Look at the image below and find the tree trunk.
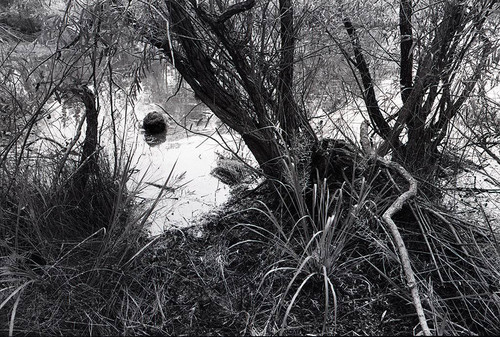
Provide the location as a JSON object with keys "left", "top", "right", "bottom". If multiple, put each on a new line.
{"left": 72, "top": 86, "right": 99, "bottom": 189}
{"left": 399, "top": 0, "right": 413, "bottom": 104}
{"left": 277, "top": 0, "right": 298, "bottom": 141}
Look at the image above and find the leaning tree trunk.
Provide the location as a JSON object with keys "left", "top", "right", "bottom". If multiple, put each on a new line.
{"left": 72, "top": 86, "right": 99, "bottom": 189}
{"left": 123, "top": 0, "right": 316, "bottom": 180}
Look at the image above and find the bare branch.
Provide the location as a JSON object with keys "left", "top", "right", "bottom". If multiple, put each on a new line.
{"left": 216, "top": 0, "right": 255, "bottom": 24}
{"left": 379, "top": 158, "right": 431, "bottom": 336}
{"left": 360, "top": 120, "right": 430, "bottom": 335}
{"left": 343, "top": 18, "right": 391, "bottom": 140}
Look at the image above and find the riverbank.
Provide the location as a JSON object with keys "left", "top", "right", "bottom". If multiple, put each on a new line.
{"left": 0, "top": 174, "right": 412, "bottom": 335}
{"left": 2, "top": 147, "right": 500, "bottom": 335}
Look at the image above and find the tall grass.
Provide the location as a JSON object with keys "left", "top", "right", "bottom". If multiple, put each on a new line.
{"left": 223, "top": 156, "right": 374, "bottom": 335}
{"left": 2, "top": 127, "right": 500, "bottom": 335}
{"left": 225, "top": 148, "right": 500, "bottom": 335}
{"left": 0, "top": 138, "right": 177, "bottom": 335}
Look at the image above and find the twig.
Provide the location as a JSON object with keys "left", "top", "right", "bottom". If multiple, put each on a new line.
{"left": 361, "top": 121, "right": 432, "bottom": 336}
{"left": 443, "top": 187, "right": 500, "bottom": 194}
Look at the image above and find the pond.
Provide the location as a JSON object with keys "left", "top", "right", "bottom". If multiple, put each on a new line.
{"left": 37, "top": 64, "right": 244, "bottom": 236}
{"left": 32, "top": 64, "right": 500, "bottom": 236}
{"left": 129, "top": 101, "right": 233, "bottom": 236}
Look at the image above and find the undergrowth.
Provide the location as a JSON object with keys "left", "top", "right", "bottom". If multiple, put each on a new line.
{"left": 1, "top": 139, "right": 500, "bottom": 336}
{"left": 0, "top": 146, "right": 173, "bottom": 335}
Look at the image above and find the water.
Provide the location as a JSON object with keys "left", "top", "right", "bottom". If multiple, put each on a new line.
{"left": 31, "top": 63, "right": 500, "bottom": 235}
{"left": 311, "top": 78, "right": 500, "bottom": 229}
{"left": 128, "top": 100, "right": 232, "bottom": 235}
{"left": 36, "top": 65, "right": 238, "bottom": 236}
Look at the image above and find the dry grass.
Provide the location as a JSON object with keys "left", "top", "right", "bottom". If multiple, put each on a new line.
{"left": 0, "top": 145, "right": 176, "bottom": 335}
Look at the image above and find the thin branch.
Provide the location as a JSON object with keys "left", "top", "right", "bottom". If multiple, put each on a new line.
{"left": 361, "top": 121, "right": 432, "bottom": 336}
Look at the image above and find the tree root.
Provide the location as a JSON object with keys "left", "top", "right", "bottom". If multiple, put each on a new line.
{"left": 361, "top": 121, "right": 432, "bottom": 336}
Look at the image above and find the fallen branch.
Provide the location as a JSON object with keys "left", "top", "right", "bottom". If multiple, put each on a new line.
{"left": 361, "top": 121, "right": 432, "bottom": 336}
{"left": 379, "top": 158, "right": 431, "bottom": 336}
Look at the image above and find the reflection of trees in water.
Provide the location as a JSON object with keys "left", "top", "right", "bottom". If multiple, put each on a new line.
{"left": 141, "top": 61, "right": 213, "bottom": 129}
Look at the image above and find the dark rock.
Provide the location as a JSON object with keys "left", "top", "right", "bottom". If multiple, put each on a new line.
{"left": 143, "top": 111, "right": 167, "bottom": 134}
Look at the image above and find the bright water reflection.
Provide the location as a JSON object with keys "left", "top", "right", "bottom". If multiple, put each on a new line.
{"left": 129, "top": 99, "right": 231, "bottom": 236}
{"left": 37, "top": 64, "right": 236, "bottom": 236}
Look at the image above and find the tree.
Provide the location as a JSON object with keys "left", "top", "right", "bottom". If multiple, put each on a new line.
{"left": 336, "top": 0, "right": 500, "bottom": 174}
{"left": 113, "top": 6, "right": 500, "bottom": 332}
{"left": 116, "top": 0, "right": 500, "bottom": 182}
{"left": 117, "top": 0, "right": 320, "bottom": 179}
{"left": 1, "top": 1, "right": 500, "bottom": 334}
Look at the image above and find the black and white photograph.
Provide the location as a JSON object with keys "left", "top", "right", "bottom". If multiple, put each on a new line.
{"left": 1, "top": 0, "right": 499, "bottom": 335}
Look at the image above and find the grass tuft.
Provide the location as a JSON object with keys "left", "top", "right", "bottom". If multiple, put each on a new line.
{"left": 0, "top": 140, "right": 177, "bottom": 335}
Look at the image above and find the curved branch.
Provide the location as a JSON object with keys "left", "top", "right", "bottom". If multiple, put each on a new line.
{"left": 379, "top": 160, "right": 431, "bottom": 336}
{"left": 361, "top": 121, "right": 431, "bottom": 336}
{"left": 216, "top": 0, "right": 255, "bottom": 24}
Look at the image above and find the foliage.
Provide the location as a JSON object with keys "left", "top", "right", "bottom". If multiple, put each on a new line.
{"left": 250, "top": 154, "right": 500, "bottom": 335}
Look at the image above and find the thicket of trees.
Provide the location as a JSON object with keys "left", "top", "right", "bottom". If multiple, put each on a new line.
{"left": 119, "top": 0, "right": 500, "bottom": 180}
{"left": 2, "top": 0, "right": 498, "bottom": 181}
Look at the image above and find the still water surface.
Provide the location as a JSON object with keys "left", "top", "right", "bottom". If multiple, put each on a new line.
{"left": 36, "top": 67, "right": 499, "bottom": 236}
{"left": 38, "top": 67, "right": 235, "bottom": 236}
{"left": 129, "top": 99, "right": 231, "bottom": 235}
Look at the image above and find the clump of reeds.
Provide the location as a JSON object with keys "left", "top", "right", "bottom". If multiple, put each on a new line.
{"left": 222, "top": 155, "right": 378, "bottom": 335}
{"left": 0, "top": 141, "right": 177, "bottom": 335}
{"left": 211, "top": 153, "right": 257, "bottom": 186}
